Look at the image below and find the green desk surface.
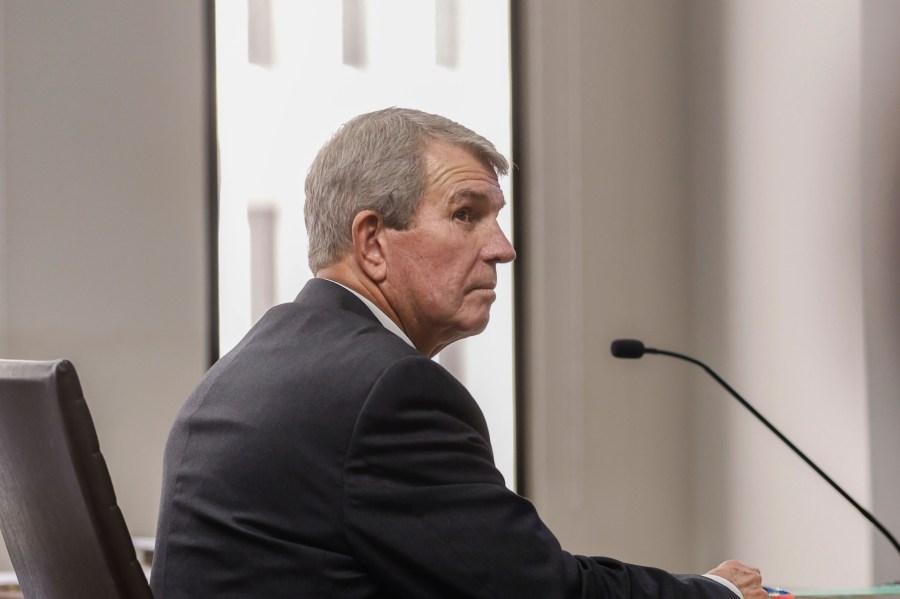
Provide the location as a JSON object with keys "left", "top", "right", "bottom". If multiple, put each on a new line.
{"left": 792, "top": 585, "right": 900, "bottom": 598}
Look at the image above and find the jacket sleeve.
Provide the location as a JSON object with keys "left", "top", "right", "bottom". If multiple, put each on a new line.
{"left": 341, "top": 355, "right": 735, "bottom": 599}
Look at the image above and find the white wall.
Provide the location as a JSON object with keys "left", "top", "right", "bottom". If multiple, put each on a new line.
{"left": 689, "top": 0, "right": 871, "bottom": 587}
{"left": 520, "top": 0, "right": 900, "bottom": 589}
{"left": 0, "top": 1, "right": 208, "bottom": 571}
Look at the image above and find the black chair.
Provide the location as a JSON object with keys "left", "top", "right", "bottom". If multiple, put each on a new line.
{"left": 0, "top": 359, "right": 153, "bottom": 599}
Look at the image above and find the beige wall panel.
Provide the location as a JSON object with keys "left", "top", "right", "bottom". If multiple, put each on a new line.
{"left": 518, "top": 0, "right": 697, "bottom": 571}
{"left": 0, "top": 0, "right": 207, "bottom": 571}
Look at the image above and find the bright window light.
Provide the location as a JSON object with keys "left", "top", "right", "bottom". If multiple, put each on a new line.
{"left": 214, "top": 0, "right": 516, "bottom": 487}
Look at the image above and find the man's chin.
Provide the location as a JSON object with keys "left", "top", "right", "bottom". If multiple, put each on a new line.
{"left": 463, "top": 313, "right": 491, "bottom": 337}
{"left": 445, "top": 314, "right": 491, "bottom": 344}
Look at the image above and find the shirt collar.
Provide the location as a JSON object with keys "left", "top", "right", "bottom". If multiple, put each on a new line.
{"left": 321, "top": 279, "right": 417, "bottom": 350}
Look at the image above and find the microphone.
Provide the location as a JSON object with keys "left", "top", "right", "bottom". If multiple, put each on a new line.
{"left": 610, "top": 338, "right": 647, "bottom": 359}
{"left": 610, "top": 338, "right": 900, "bottom": 563}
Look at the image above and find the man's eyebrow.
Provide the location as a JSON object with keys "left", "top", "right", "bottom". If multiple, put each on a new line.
{"left": 450, "top": 188, "right": 506, "bottom": 209}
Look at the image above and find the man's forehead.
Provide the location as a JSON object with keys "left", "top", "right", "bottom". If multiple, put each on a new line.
{"left": 424, "top": 142, "right": 502, "bottom": 194}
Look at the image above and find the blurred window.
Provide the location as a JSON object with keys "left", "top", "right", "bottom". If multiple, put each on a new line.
{"left": 214, "top": 0, "right": 516, "bottom": 487}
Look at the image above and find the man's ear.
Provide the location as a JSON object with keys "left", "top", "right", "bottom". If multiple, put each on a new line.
{"left": 351, "top": 210, "right": 388, "bottom": 282}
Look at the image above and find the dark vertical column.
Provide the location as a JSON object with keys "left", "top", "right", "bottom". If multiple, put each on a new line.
{"left": 205, "top": 0, "right": 220, "bottom": 365}
{"left": 861, "top": 0, "right": 900, "bottom": 583}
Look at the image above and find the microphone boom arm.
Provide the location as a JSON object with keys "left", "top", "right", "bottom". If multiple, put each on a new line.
{"left": 645, "top": 346, "right": 900, "bottom": 559}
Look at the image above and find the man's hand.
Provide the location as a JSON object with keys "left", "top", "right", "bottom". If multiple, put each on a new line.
{"left": 706, "top": 560, "right": 768, "bottom": 598}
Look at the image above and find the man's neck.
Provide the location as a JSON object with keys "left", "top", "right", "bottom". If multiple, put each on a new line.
{"left": 315, "top": 262, "right": 415, "bottom": 344}
{"left": 319, "top": 278, "right": 416, "bottom": 350}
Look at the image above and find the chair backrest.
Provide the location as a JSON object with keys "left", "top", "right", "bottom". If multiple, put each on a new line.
{"left": 0, "top": 359, "right": 153, "bottom": 599}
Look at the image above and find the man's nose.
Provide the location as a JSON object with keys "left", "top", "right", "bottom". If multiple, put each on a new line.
{"left": 485, "top": 223, "right": 517, "bottom": 264}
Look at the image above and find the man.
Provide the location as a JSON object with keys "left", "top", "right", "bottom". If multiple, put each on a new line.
{"left": 151, "top": 108, "right": 766, "bottom": 598}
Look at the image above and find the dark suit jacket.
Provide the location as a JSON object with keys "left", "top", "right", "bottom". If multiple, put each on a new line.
{"left": 151, "top": 278, "right": 733, "bottom": 598}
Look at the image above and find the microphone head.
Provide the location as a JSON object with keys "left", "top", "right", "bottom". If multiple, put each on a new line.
{"left": 610, "top": 339, "right": 646, "bottom": 359}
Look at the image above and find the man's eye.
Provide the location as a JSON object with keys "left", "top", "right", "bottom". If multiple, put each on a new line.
{"left": 453, "top": 209, "right": 471, "bottom": 222}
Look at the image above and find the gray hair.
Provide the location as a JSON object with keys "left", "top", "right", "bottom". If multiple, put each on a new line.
{"left": 304, "top": 107, "right": 509, "bottom": 273}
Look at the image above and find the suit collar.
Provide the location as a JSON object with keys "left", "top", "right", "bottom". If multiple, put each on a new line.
{"left": 295, "top": 278, "right": 416, "bottom": 350}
